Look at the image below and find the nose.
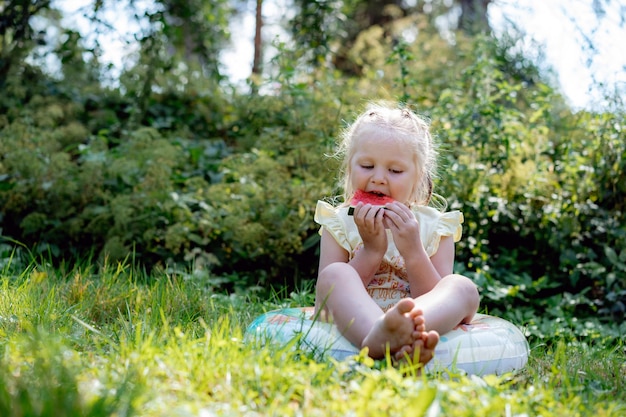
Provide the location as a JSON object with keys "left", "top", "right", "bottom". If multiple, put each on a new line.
{"left": 371, "top": 167, "right": 387, "bottom": 184}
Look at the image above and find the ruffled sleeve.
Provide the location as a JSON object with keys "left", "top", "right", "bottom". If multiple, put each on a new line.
{"left": 314, "top": 200, "right": 352, "bottom": 253}
{"left": 414, "top": 207, "right": 464, "bottom": 256}
{"left": 438, "top": 211, "right": 464, "bottom": 243}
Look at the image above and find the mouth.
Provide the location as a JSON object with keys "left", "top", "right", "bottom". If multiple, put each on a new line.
{"left": 368, "top": 191, "right": 387, "bottom": 197}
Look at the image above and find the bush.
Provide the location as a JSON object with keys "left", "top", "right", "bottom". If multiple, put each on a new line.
{"left": 0, "top": 32, "right": 624, "bottom": 321}
{"left": 427, "top": 37, "right": 626, "bottom": 321}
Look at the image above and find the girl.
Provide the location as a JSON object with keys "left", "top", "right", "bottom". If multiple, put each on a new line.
{"left": 314, "top": 101, "right": 480, "bottom": 363}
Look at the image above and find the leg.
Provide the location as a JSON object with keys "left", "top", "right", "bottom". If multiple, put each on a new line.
{"left": 414, "top": 273, "right": 480, "bottom": 335}
{"left": 394, "top": 274, "right": 477, "bottom": 365}
{"left": 315, "top": 262, "right": 421, "bottom": 358}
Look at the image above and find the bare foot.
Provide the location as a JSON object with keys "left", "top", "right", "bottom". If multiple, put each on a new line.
{"left": 395, "top": 329, "right": 440, "bottom": 365}
{"left": 361, "top": 298, "right": 421, "bottom": 358}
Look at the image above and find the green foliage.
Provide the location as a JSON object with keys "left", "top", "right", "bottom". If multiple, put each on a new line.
{"left": 154, "top": 0, "right": 233, "bottom": 75}
{"left": 290, "top": 0, "right": 349, "bottom": 66}
{"left": 0, "top": 263, "right": 624, "bottom": 416}
{"left": 1, "top": 3, "right": 624, "bottom": 413}
{"left": 0, "top": 330, "right": 138, "bottom": 417}
{"left": 0, "top": 7, "right": 624, "bottom": 323}
{"left": 0, "top": 1, "right": 56, "bottom": 90}
{"left": 433, "top": 38, "right": 626, "bottom": 322}
{"left": 0, "top": 59, "right": 343, "bottom": 287}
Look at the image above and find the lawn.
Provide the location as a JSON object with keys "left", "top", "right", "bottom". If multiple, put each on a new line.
{"left": 0, "top": 262, "right": 624, "bottom": 416}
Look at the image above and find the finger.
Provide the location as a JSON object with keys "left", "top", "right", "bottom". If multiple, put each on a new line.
{"left": 354, "top": 204, "right": 378, "bottom": 226}
{"left": 375, "top": 206, "right": 386, "bottom": 221}
{"left": 365, "top": 205, "right": 386, "bottom": 225}
{"left": 355, "top": 206, "right": 383, "bottom": 234}
{"left": 382, "top": 209, "right": 403, "bottom": 229}
{"left": 383, "top": 215, "right": 399, "bottom": 231}
{"left": 385, "top": 202, "right": 412, "bottom": 220}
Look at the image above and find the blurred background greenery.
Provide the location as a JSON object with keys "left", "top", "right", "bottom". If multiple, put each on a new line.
{"left": 0, "top": 0, "right": 624, "bottom": 329}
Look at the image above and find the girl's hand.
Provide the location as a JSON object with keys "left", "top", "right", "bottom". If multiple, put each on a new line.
{"left": 382, "top": 202, "right": 424, "bottom": 258}
{"left": 352, "top": 203, "right": 388, "bottom": 256}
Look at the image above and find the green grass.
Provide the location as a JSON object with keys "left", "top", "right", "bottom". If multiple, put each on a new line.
{"left": 0, "top": 262, "right": 624, "bottom": 416}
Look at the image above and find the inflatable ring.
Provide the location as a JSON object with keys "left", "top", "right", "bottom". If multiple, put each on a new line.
{"left": 246, "top": 307, "right": 529, "bottom": 375}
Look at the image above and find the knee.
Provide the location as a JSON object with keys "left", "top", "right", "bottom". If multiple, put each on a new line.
{"left": 446, "top": 273, "right": 480, "bottom": 313}
{"left": 316, "top": 262, "right": 351, "bottom": 294}
{"left": 315, "top": 262, "right": 354, "bottom": 311}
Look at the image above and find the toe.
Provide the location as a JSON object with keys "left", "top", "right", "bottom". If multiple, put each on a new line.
{"left": 395, "top": 298, "right": 415, "bottom": 314}
{"left": 425, "top": 331, "right": 440, "bottom": 350}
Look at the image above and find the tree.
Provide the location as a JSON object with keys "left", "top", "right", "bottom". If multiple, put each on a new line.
{"left": 458, "top": 0, "right": 491, "bottom": 35}
{"left": 252, "top": 0, "right": 263, "bottom": 77}
{"left": 289, "top": 0, "right": 493, "bottom": 73}
{"left": 0, "top": 0, "right": 52, "bottom": 88}
{"left": 153, "top": 0, "right": 233, "bottom": 77}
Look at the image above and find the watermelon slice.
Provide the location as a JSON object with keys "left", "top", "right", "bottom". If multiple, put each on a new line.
{"left": 347, "top": 190, "right": 395, "bottom": 215}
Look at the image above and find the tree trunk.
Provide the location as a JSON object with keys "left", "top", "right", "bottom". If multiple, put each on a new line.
{"left": 252, "top": 0, "right": 263, "bottom": 76}
{"left": 0, "top": 0, "right": 51, "bottom": 88}
{"left": 458, "top": 0, "right": 492, "bottom": 35}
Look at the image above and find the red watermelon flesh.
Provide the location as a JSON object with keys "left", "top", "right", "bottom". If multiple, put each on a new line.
{"left": 348, "top": 190, "right": 395, "bottom": 215}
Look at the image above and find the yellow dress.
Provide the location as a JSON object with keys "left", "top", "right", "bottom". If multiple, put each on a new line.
{"left": 314, "top": 200, "right": 464, "bottom": 312}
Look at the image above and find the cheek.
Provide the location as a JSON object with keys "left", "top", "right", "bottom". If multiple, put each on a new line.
{"left": 351, "top": 167, "right": 366, "bottom": 181}
{"left": 351, "top": 174, "right": 365, "bottom": 188}
{"left": 392, "top": 177, "right": 414, "bottom": 198}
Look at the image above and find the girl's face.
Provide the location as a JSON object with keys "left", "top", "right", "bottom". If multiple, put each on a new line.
{"left": 349, "top": 129, "right": 418, "bottom": 205}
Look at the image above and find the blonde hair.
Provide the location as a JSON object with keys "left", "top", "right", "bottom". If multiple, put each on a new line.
{"left": 336, "top": 101, "right": 439, "bottom": 207}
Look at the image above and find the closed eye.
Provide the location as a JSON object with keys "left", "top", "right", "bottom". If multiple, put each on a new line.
{"left": 390, "top": 169, "right": 403, "bottom": 174}
{"left": 360, "top": 165, "right": 373, "bottom": 169}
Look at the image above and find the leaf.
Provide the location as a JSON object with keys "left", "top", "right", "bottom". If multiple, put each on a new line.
{"left": 605, "top": 247, "right": 618, "bottom": 263}
{"left": 605, "top": 247, "right": 626, "bottom": 271}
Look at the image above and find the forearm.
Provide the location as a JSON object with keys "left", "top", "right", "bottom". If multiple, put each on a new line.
{"left": 348, "top": 247, "right": 384, "bottom": 287}
{"left": 404, "top": 249, "right": 443, "bottom": 297}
